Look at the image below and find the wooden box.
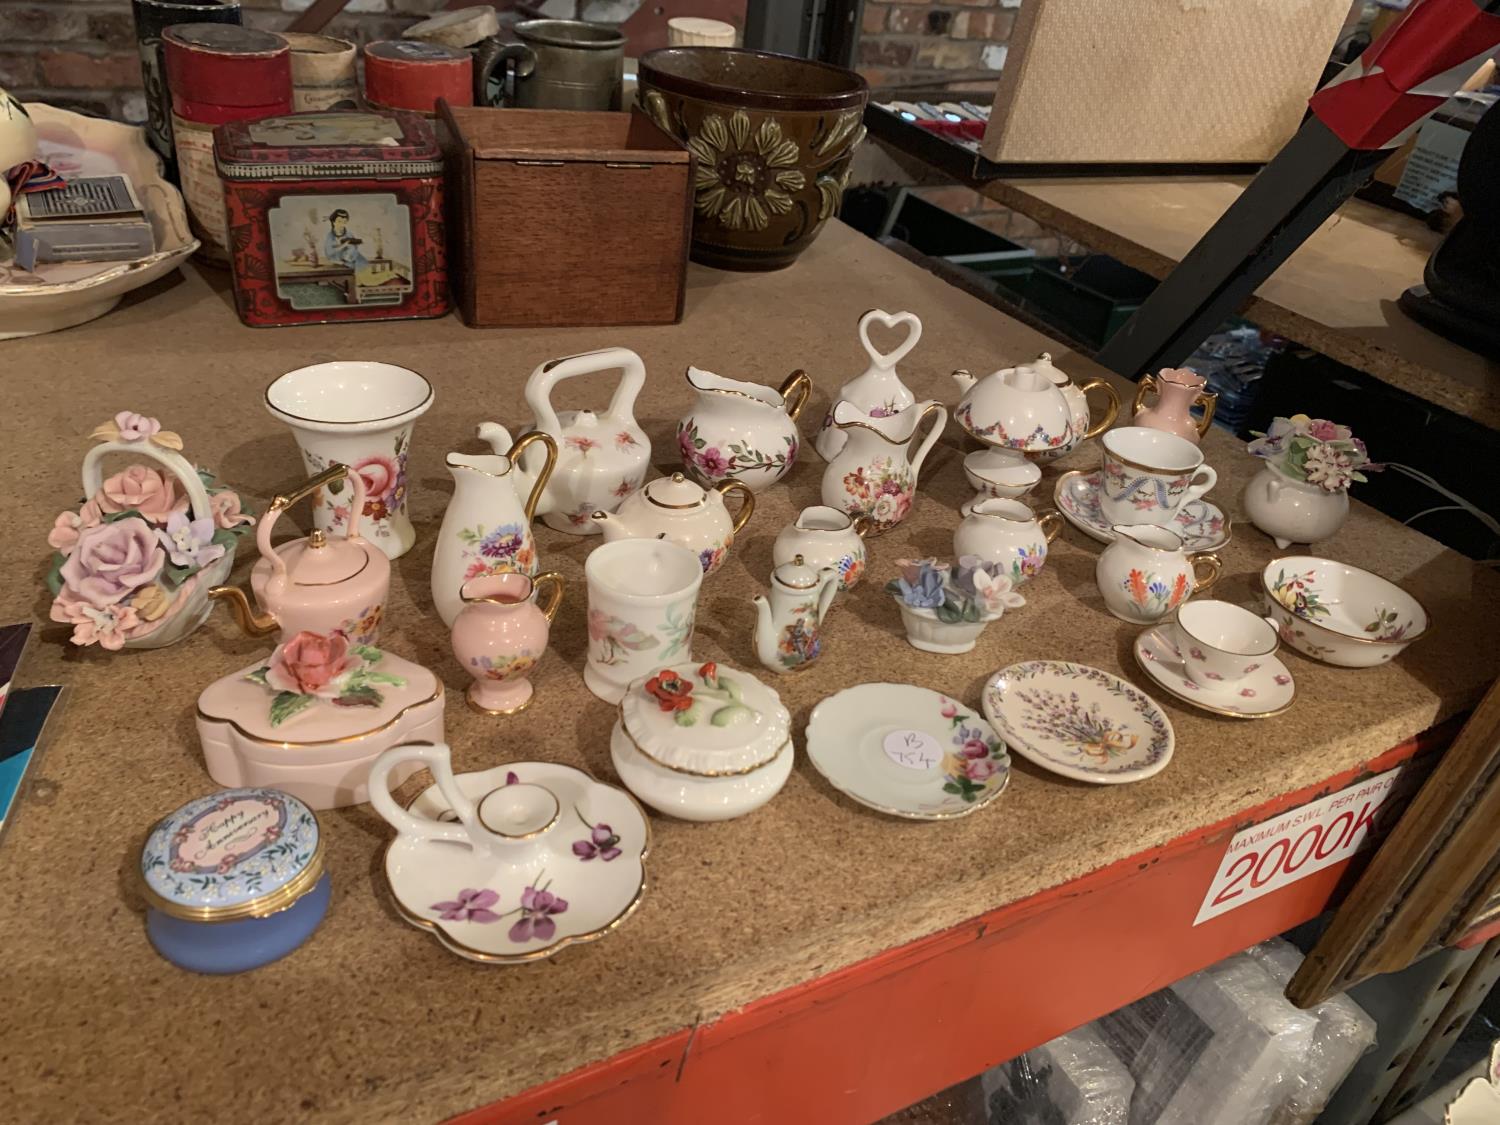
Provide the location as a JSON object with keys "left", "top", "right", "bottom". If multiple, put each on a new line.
{"left": 437, "top": 105, "right": 692, "bottom": 327}
{"left": 981, "top": 0, "right": 1351, "bottom": 165}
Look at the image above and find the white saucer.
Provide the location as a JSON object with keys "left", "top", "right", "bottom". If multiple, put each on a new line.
{"left": 1133, "top": 627, "right": 1295, "bottom": 719}
{"left": 1054, "top": 469, "right": 1231, "bottom": 551}
{"left": 982, "top": 661, "right": 1173, "bottom": 784}
{"left": 805, "top": 683, "right": 1011, "bottom": 819}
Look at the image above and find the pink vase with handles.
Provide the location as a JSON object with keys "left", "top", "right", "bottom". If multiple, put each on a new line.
{"left": 451, "top": 571, "right": 563, "bottom": 715}
{"left": 1131, "top": 367, "right": 1218, "bottom": 445}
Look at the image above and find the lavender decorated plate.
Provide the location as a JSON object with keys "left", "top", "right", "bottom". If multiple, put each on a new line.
{"left": 1055, "top": 469, "right": 1230, "bottom": 551}
{"left": 982, "top": 661, "right": 1174, "bottom": 784}
{"left": 370, "top": 748, "right": 649, "bottom": 964}
{"left": 805, "top": 683, "right": 1011, "bottom": 819}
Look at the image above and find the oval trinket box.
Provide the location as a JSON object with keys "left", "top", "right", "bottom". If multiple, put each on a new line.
{"left": 140, "top": 787, "right": 329, "bottom": 974}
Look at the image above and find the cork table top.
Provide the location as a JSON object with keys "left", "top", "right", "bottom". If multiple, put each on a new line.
{"left": 3, "top": 221, "right": 1496, "bottom": 1123}
{"left": 979, "top": 177, "right": 1500, "bottom": 430}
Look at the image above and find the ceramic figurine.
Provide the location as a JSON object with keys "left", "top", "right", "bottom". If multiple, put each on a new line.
{"left": 591, "top": 472, "right": 754, "bottom": 576}
{"left": 1242, "top": 415, "right": 1373, "bottom": 548}
{"left": 952, "top": 498, "right": 1063, "bottom": 587}
{"left": 820, "top": 398, "right": 946, "bottom": 535}
{"left": 43, "top": 410, "right": 255, "bottom": 652}
{"left": 1029, "top": 352, "right": 1120, "bottom": 462}
{"left": 1261, "top": 556, "right": 1428, "bottom": 668}
{"left": 1131, "top": 367, "right": 1217, "bottom": 444}
{"left": 211, "top": 463, "right": 389, "bottom": 646}
{"left": 368, "top": 745, "right": 649, "bottom": 963}
{"left": 886, "top": 557, "right": 1024, "bottom": 655}
{"left": 196, "top": 629, "right": 445, "bottom": 809}
{"left": 584, "top": 538, "right": 703, "bottom": 704}
{"left": 752, "top": 556, "right": 838, "bottom": 674}
{"left": 953, "top": 354, "right": 1093, "bottom": 456}
{"left": 1095, "top": 524, "right": 1221, "bottom": 624}
{"left": 677, "top": 365, "right": 811, "bottom": 493}
{"left": 815, "top": 308, "right": 921, "bottom": 461}
{"left": 772, "top": 505, "right": 867, "bottom": 590}
{"left": 609, "top": 661, "right": 793, "bottom": 820}
{"left": 961, "top": 448, "right": 1041, "bottom": 515}
{"left": 140, "top": 786, "right": 329, "bottom": 974}
{"left": 1099, "top": 426, "right": 1217, "bottom": 528}
{"left": 510, "top": 347, "right": 651, "bottom": 534}
{"left": 451, "top": 571, "right": 564, "bottom": 715}
{"left": 265, "top": 361, "right": 434, "bottom": 560}
{"left": 431, "top": 429, "right": 557, "bottom": 628}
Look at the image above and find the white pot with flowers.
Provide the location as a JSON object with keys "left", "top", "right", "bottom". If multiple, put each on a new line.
{"left": 1242, "top": 415, "right": 1377, "bottom": 549}
{"left": 885, "top": 556, "right": 1025, "bottom": 655}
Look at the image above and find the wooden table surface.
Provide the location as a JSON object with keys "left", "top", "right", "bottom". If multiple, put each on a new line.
{"left": 979, "top": 177, "right": 1500, "bottom": 430}
{"left": 3, "top": 221, "right": 1497, "bottom": 1124}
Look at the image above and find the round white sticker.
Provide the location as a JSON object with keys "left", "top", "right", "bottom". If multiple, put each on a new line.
{"left": 882, "top": 729, "right": 943, "bottom": 771}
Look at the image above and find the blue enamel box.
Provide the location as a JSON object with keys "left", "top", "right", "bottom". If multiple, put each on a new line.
{"left": 140, "top": 787, "right": 329, "bottom": 974}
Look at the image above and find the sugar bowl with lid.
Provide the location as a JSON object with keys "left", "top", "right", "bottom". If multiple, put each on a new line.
{"left": 609, "top": 661, "right": 793, "bottom": 821}
{"left": 140, "top": 786, "right": 329, "bottom": 974}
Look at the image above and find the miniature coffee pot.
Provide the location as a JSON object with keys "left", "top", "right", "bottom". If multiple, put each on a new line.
{"left": 590, "top": 472, "right": 754, "bottom": 576}
{"left": 211, "top": 463, "right": 391, "bottom": 645}
{"left": 752, "top": 555, "right": 838, "bottom": 674}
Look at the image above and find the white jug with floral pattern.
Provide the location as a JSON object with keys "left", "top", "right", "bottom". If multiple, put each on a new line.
{"left": 819, "top": 398, "right": 946, "bottom": 536}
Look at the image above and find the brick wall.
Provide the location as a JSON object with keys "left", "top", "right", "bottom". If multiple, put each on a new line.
{"left": 857, "top": 0, "right": 1019, "bottom": 94}
{"left": 0, "top": 1, "right": 443, "bottom": 124}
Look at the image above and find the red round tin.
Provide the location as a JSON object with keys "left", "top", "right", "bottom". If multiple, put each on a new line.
{"left": 364, "top": 40, "right": 472, "bottom": 115}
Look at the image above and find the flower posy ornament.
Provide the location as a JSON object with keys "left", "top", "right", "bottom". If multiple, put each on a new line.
{"left": 886, "top": 556, "right": 1024, "bottom": 655}
{"left": 1246, "top": 415, "right": 1376, "bottom": 493}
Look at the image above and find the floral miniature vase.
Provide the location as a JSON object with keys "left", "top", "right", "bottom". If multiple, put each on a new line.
{"left": 451, "top": 571, "right": 564, "bottom": 715}
{"left": 1242, "top": 464, "right": 1349, "bottom": 549}
{"left": 1095, "top": 523, "right": 1221, "bottom": 624}
{"left": 677, "top": 365, "right": 811, "bottom": 493}
{"left": 1131, "top": 367, "right": 1217, "bottom": 445}
{"left": 814, "top": 309, "right": 921, "bottom": 461}
{"left": 431, "top": 428, "right": 557, "bottom": 628}
{"left": 820, "top": 398, "right": 946, "bottom": 535}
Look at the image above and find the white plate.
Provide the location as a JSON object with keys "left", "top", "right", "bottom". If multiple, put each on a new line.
{"left": 384, "top": 761, "right": 649, "bottom": 963}
{"left": 1054, "top": 469, "right": 1230, "bottom": 551}
{"left": 1134, "top": 626, "right": 1295, "bottom": 719}
{"left": 805, "top": 683, "right": 1011, "bottom": 820}
{"left": 982, "top": 660, "right": 1174, "bottom": 784}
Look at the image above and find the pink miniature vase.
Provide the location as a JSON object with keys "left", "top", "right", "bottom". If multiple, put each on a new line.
{"left": 1131, "top": 367, "right": 1218, "bottom": 445}
{"left": 451, "top": 571, "right": 563, "bottom": 715}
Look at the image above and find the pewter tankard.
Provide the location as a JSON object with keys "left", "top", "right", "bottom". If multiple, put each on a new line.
{"left": 477, "top": 20, "right": 625, "bottom": 110}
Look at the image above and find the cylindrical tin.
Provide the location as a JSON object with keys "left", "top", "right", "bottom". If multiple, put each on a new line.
{"left": 279, "top": 32, "right": 360, "bottom": 112}
{"left": 164, "top": 23, "right": 290, "bottom": 266}
{"left": 130, "top": 0, "right": 242, "bottom": 178}
{"left": 479, "top": 19, "right": 625, "bottom": 111}
{"left": 140, "top": 787, "right": 329, "bottom": 974}
{"left": 364, "top": 40, "right": 472, "bottom": 116}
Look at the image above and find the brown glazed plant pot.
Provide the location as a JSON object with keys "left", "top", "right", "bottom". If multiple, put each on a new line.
{"left": 637, "top": 48, "right": 868, "bottom": 272}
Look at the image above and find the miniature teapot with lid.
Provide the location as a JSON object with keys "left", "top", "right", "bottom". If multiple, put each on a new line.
{"left": 752, "top": 555, "right": 838, "bottom": 674}
{"left": 590, "top": 472, "right": 755, "bottom": 575}
{"left": 1030, "top": 352, "right": 1120, "bottom": 461}
{"left": 815, "top": 308, "right": 921, "bottom": 461}
{"left": 953, "top": 352, "right": 1113, "bottom": 457}
{"left": 211, "top": 463, "right": 391, "bottom": 645}
{"left": 514, "top": 347, "right": 652, "bottom": 534}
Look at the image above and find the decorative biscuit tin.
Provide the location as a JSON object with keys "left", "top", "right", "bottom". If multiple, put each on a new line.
{"left": 214, "top": 110, "right": 450, "bottom": 326}
{"left": 140, "top": 787, "right": 329, "bottom": 973}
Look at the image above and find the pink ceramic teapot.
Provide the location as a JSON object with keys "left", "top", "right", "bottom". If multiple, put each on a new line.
{"left": 211, "top": 463, "right": 391, "bottom": 646}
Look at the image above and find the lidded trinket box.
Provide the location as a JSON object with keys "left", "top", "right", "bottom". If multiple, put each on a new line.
{"left": 140, "top": 786, "right": 329, "bottom": 974}
{"left": 213, "top": 109, "right": 449, "bottom": 326}
{"left": 609, "top": 661, "right": 792, "bottom": 821}
{"left": 196, "top": 631, "right": 445, "bottom": 809}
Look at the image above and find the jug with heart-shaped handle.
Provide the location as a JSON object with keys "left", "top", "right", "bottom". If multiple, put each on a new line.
{"left": 814, "top": 308, "right": 921, "bottom": 461}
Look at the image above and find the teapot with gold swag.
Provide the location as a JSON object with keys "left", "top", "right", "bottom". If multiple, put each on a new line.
{"left": 590, "top": 472, "right": 754, "bottom": 576}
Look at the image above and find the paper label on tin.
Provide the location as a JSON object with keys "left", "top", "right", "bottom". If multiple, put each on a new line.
{"left": 171, "top": 114, "right": 229, "bottom": 253}
{"left": 883, "top": 729, "right": 942, "bottom": 771}
{"left": 172, "top": 795, "right": 286, "bottom": 874}
{"left": 290, "top": 83, "right": 362, "bottom": 114}
{"left": 248, "top": 112, "right": 401, "bottom": 147}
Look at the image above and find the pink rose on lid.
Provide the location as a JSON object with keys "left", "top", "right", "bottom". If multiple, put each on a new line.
{"left": 266, "top": 630, "right": 353, "bottom": 696}
{"left": 114, "top": 412, "right": 161, "bottom": 442}
{"left": 97, "top": 465, "right": 187, "bottom": 523}
{"left": 59, "top": 517, "right": 165, "bottom": 607}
